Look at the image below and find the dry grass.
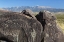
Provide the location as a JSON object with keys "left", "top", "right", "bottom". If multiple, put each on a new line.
{"left": 55, "top": 14, "right": 64, "bottom": 33}
{"left": 57, "top": 21, "right": 64, "bottom": 32}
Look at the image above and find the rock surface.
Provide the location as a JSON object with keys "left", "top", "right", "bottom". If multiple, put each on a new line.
{"left": 21, "top": 9, "right": 36, "bottom": 19}
{"left": 44, "top": 11, "right": 64, "bottom": 42}
{"left": 0, "top": 9, "right": 64, "bottom": 42}
{"left": 36, "top": 10, "right": 64, "bottom": 42}
{"left": 0, "top": 11, "right": 43, "bottom": 42}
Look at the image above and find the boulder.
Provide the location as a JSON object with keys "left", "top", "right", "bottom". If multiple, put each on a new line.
{"left": 0, "top": 9, "right": 64, "bottom": 42}
{"left": 36, "top": 10, "right": 64, "bottom": 42}
{"left": 0, "top": 11, "right": 43, "bottom": 42}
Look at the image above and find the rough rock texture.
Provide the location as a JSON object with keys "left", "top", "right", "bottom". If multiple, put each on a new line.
{"left": 0, "top": 9, "right": 64, "bottom": 42}
{"left": 0, "top": 11, "right": 43, "bottom": 42}
{"left": 21, "top": 9, "right": 36, "bottom": 19}
{"left": 36, "top": 11, "right": 64, "bottom": 42}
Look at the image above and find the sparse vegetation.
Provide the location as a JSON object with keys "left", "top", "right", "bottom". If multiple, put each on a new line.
{"left": 55, "top": 14, "right": 64, "bottom": 33}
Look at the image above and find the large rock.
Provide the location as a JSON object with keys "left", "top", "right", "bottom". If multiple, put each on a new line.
{"left": 0, "top": 9, "right": 64, "bottom": 42}
{"left": 0, "top": 11, "right": 43, "bottom": 42}
{"left": 36, "top": 11, "right": 64, "bottom": 42}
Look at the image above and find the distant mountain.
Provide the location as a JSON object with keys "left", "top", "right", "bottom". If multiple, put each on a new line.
{"left": 3, "top": 6, "right": 64, "bottom": 12}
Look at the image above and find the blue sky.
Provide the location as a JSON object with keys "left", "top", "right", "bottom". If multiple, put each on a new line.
{"left": 0, "top": 0, "right": 64, "bottom": 9}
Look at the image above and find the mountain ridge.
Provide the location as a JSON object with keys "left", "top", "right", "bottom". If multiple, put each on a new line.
{"left": 2, "top": 6, "right": 64, "bottom": 12}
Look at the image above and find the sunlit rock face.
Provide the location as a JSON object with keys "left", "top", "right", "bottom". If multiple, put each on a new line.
{"left": 43, "top": 11, "right": 64, "bottom": 42}
{"left": 0, "top": 10, "right": 43, "bottom": 42}
{"left": 36, "top": 10, "right": 64, "bottom": 42}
